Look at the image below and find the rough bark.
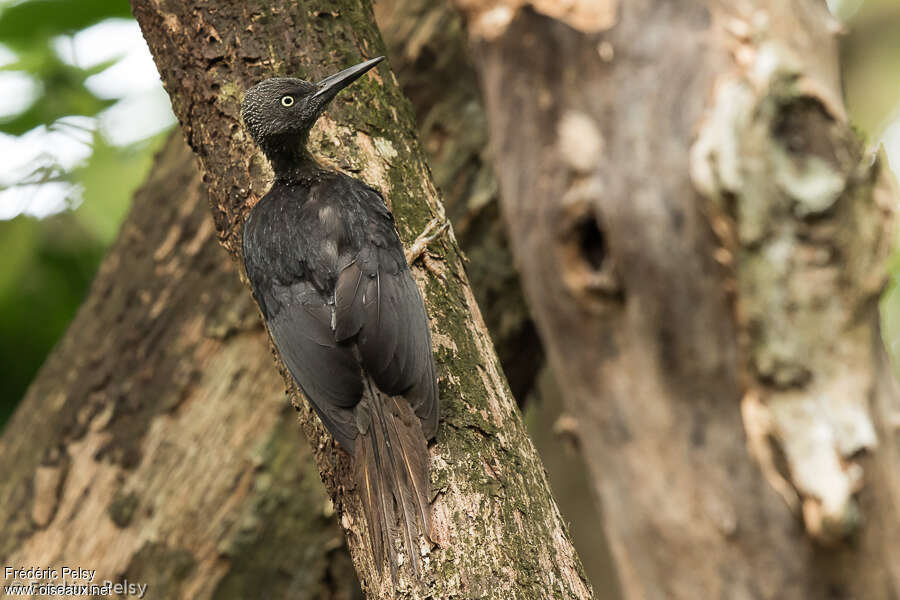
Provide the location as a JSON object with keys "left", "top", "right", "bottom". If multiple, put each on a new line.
{"left": 131, "top": 1, "right": 590, "bottom": 598}
{"left": 0, "top": 133, "right": 363, "bottom": 600}
{"left": 458, "top": 1, "right": 900, "bottom": 598}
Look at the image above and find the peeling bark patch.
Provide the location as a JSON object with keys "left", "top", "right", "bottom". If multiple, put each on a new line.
{"left": 309, "top": 122, "right": 398, "bottom": 207}
{"left": 771, "top": 97, "right": 851, "bottom": 219}
{"left": 691, "top": 14, "right": 895, "bottom": 543}
{"left": 31, "top": 465, "right": 66, "bottom": 528}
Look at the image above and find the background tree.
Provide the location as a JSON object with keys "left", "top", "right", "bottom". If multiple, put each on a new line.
{"left": 453, "top": 0, "right": 900, "bottom": 597}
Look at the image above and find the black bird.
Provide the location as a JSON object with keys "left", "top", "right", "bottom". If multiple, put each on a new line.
{"left": 240, "top": 56, "right": 438, "bottom": 576}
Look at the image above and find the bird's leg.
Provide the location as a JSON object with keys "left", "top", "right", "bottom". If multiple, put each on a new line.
{"left": 404, "top": 217, "right": 450, "bottom": 266}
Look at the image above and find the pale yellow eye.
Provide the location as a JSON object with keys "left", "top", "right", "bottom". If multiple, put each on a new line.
{"left": 281, "top": 95, "right": 294, "bottom": 107}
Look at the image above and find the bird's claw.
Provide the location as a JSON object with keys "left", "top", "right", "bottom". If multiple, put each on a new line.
{"left": 405, "top": 217, "right": 450, "bottom": 266}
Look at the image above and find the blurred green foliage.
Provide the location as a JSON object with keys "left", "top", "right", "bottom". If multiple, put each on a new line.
{"left": 0, "top": 0, "right": 169, "bottom": 427}
{"left": 0, "top": 0, "right": 132, "bottom": 135}
{"left": 0, "top": 215, "right": 104, "bottom": 414}
{"left": 0, "top": 0, "right": 131, "bottom": 44}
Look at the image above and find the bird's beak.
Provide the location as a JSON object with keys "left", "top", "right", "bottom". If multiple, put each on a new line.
{"left": 311, "top": 56, "right": 384, "bottom": 107}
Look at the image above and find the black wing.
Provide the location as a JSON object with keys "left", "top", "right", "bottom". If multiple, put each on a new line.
{"left": 243, "top": 180, "right": 438, "bottom": 451}
{"left": 334, "top": 242, "right": 439, "bottom": 439}
{"left": 265, "top": 278, "right": 363, "bottom": 449}
{"left": 242, "top": 189, "right": 364, "bottom": 450}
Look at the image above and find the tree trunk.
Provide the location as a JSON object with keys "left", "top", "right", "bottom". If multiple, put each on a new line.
{"left": 130, "top": 0, "right": 590, "bottom": 598}
{"left": 457, "top": 1, "right": 900, "bottom": 598}
{"left": 0, "top": 133, "right": 362, "bottom": 599}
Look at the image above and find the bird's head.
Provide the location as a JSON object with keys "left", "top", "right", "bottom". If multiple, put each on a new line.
{"left": 241, "top": 56, "right": 384, "bottom": 158}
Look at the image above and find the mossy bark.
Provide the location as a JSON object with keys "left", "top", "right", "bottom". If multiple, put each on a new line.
{"left": 130, "top": 0, "right": 590, "bottom": 598}
{"left": 375, "top": 2, "right": 618, "bottom": 589}
{"left": 457, "top": 0, "right": 900, "bottom": 598}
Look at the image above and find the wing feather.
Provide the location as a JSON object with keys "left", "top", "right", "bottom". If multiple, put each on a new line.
{"left": 244, "top": 179, "right": 439, "bottom": 454}
{"left": 266, "top": 280, "right": 362, "bottom": 450}
{"left": 334, "top": 244, "right": 439, "bottom": 440}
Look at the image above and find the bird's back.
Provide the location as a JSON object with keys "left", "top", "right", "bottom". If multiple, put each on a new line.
{"left": 242, "top": 170, "right": 438, "bottom": 448}
{"left": 242, "top": 170, "right": 438, "bottom": 575}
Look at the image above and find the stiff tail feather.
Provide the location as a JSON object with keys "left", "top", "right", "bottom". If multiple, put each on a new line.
{"left": 353, "top": 386, "right": 432, "bottom": 578}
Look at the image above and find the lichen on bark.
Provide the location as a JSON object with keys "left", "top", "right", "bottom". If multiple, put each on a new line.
{"left": 690, "top": 4, "right": 896, "bottom": 543}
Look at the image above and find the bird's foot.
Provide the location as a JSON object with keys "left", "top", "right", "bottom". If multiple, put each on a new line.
{"left": 405, "top": 217, "right": 450, "bottom": 266}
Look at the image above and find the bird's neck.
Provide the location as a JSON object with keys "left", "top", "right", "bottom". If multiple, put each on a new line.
{"left": 270, "top": 148, "right": 327, "bottom": 183}
{"left": 264, "top": 132, "right": 326, "bottom": 183}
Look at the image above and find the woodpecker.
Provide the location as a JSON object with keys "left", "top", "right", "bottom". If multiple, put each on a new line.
{"left": 240, "top": 57, "right": 438, "bottom": 576}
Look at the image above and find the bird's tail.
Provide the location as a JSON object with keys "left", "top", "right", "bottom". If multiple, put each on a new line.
{"left": 353, "top": 384, "right": 432, "bottom": 578}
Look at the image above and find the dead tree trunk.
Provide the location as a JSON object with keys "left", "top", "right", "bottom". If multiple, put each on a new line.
{"left": 131, "top": 0, "right": 590, "bottom": 598}
{"left": 457, "top": 1, "right": 900, "bottom": 598}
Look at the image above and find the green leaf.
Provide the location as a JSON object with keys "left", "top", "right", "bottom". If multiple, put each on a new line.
{"left": 83, "top": 56, "right": 122, "bottom": 77}
{"left": 0, "top": 90, "right": 115, "bottom": 135}
{"left": 71, "top": 129, "right": 169, "bottom": 242}
{"left": 0, "top": 53, "right": 120, "bottom": 135}
{"left": 0, "top": 0, "right": 132, "bottom": 50}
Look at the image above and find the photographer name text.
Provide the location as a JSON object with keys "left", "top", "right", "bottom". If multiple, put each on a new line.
{"left": 3, "top": 566, "right": 148, "bottom": 598}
